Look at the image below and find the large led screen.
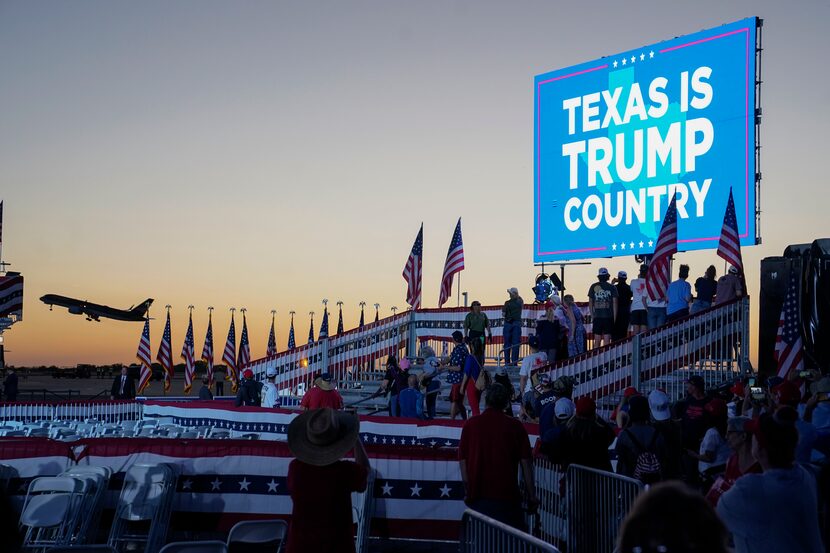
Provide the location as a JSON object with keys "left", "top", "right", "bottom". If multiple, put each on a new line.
{"left": 534, "top": 17, "right": 759, "bottom": 262}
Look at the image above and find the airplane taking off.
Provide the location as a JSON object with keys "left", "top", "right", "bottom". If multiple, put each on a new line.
{"left": 40, "top": 295, "right": 153, "bottom": 322}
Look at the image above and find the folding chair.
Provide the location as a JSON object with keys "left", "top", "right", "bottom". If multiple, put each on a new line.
{"left": 227, "top": 520, "right": 287, "bottom": 553}
{"left": 107, "top": 464, "right": 177, "bottom": 553}
{"left": 159, "top": 541, "right": 228, "bottom": 553}
{"left": 62, "top": 466, "right": 111, "bottom": 544}
{"left": 19, "top": 476, "right": 86, "bottom": 552}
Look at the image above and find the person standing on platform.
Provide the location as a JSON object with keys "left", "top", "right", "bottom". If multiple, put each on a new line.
{"left": 459, "top": 383, "right": 537, "bottom": 530}
{"left": 666, "top": 264, "right": 692, "bottom": 322}
{"left": 518, "top": 335, "right": 547, "bottom": 420}
{"left": 398, "top": 374, "right": 425, "bottom": 419}
{"left": 286, "top": 408, "right": 370, "bottom": 553}
{"left": 214, "top": 367, "right": 225, "bottom": 396}
{"left": 235, "top": 369, "right": 263, "bottom": 407}
{"left": 261, "top": 367, "right": 281, "bottom": 408}
{"left": 301, "top": 372, "right": 344, "bottom": 411}
{"left": 691, "top": 265, "right": 718, "bottom": 314}
{"left": 464, "top": 301, "right": 491, "bottom": 365}
{"left": 613, "top": 270, "right": 633, "bottom": 341}
{"left": 447, "top": 331, "right": 468, "bottom": 420}
{"left": 588, "top": 268, "right": 618, "bottom": 348}
{"left": 380, "top": 355, "right": 407, "bottom": 416}
{"left": 502, "top": 288, "right": 524, "bottom": 367}
{"left": 563, "top": 295, "right": 586, "bottom": 357}
{"left": 110, "top": 366, "right": 135, "bottom": 400}
{"left": 535, "top": 308, "right": 559, "bottom": 363}
{"left": 198, "top": 376, "right": 213, "bottom": 400}
{"left": 629, "top": 265, "right": 649, "bottom": 334}
{"left": 460, "top": 340, "right": 485, "bottom": 417}
{"left": 714, "top": 265, "right": 744, "bottom": 305}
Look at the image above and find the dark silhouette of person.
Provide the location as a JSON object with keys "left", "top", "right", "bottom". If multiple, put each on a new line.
{"left": 110, "top": 366, "right": 136, "bottom": 400}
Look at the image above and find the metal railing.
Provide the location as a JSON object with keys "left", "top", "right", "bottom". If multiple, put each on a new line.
{"left": 565, "top": 464, "right": 643, "bottom": 553}
{"left": 462, "top": 508, "right": 561, "bottom": 553}
{"left": 531, "top": 298, "right": 749, "bottom": 411}
{"left": 0, "top": 401, "right": 143, "bottom": 423}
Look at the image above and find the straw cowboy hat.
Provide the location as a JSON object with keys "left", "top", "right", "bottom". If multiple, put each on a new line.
{"left": 287, "top": 408, "right": 360, "bottom": 466}
{"left": 315, "top": 372, "right": 334, "bottom": 391}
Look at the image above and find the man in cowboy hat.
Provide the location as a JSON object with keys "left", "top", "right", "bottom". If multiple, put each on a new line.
{"left": 234, "top": 369, "right": 262, "bottom": 407}
{"left": 286, "top": 408, "right": 370, "bottom": 553}
{"left": 300, "top": 372, "right": 344, "bottom": 411}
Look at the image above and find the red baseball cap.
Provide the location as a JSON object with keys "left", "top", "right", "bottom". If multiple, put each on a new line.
{"left": 575, "top": 397, "right": 596, "bottom": 417}
{"left": 243, "top": 369, "right": 254, "bottom": 380}
{"left": 623, "top": 386, "right": 640, "bottom": 399}
{"left": 730, "top": 381, "right": 745, "bottom": 397}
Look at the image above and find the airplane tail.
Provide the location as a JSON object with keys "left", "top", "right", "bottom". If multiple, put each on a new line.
{"left": 131, "top": 299, "right": 154, "bottom": 317}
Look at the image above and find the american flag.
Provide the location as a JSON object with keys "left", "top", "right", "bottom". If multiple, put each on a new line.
{"left": 337, "top": 305, "right": 344, "bottom": 335}
{"left": 237, "top": 313, "right": 251, "bottom": 376}
{"left": 717, "top": 188, "right": 744, "bottom": 274}
{"left": 776, "top": 271, "right": 804, "bottom": 378}
{"left": 136, "top": 318, "right": 152, "bottom": 394}
{"left": 201, "top": 312, "right": 214, "bottom": 389}
{"left": 156, "top": 309, "right": 174, "bottom": 393}
{"left": 181, "top": 312, "right": 196, "bottom": 394}
{"left": 403, "top": 224, "right": 423, "bottom": 309}
{"left": 267, "top": 315, "right": 277, "bottom": 356}
{"left": 222, "top": 314, "right": 237, "bottom": 391}
{"left": 287, "top": 314, "right": 296, "bottom": 349}
{"left": 646, "top": 195, "right": 678, "bottom": 302}
{"left": 438, "top": 218, "right": 465, "bottom": 307}
{"left": 319, "top": 308, "right": 329, "bottom": 340}
{"left": 307, "top": 315, "right": 315, "bottom": 345}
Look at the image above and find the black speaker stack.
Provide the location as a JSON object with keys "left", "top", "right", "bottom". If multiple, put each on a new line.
{"left": 759, "top": 238, "right": 830, "bottom": 377}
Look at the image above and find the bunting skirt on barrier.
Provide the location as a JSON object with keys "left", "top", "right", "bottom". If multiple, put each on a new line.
{"left": 0, "top": 437, "right": 469, "bottom": 540}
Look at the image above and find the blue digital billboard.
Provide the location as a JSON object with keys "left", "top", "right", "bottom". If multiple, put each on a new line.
{"left": 534, "top": 18, "right": 759, "bottom": 262}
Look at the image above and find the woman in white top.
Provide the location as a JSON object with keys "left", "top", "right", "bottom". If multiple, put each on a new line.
{"left": 629, "top": 264, "right": 649, "bottom": 334}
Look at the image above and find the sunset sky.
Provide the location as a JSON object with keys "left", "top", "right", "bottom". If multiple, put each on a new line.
{"left": 1, "top": 0, "right": 827, "bottom": 367}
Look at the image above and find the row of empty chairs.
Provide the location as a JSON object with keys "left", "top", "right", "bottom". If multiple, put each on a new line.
{"left": 41, "top": 520, "right": 288, "bottom": 553}
{"left": 0, "top": 419, "right": 261, "bottom": 441}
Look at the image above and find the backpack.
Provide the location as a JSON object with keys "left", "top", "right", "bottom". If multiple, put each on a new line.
{"left": 625, "top": 428, "right": 663, "bottom": 485}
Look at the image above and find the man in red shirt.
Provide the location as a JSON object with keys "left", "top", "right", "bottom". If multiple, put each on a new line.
{"left": 300, "top": 372, "right": 344, "bottom": 411}
{"left": 459, "top": 383, "right": 538, "bottom": 529}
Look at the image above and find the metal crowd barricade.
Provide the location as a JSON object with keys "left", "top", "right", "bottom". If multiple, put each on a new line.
{"left": 530, "top": 457, "right": 568, "bottom": 546}
{"left": 566, "top": 464, "right": 643, "bottom": 553}
{"left": 351, "top": 468, "right": 376, "bottom": 553}
{"left": 461, "top": 508, "right": 560, "bottom": 553}
{"left": 0, "top": 401, "right": 144, "bottom": 425}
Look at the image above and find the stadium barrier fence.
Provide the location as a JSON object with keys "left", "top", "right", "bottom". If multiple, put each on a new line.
{"left": 565, "top": 464, "right": 644, "bottom": 553}
{"left": 0, "top": 400, "right": 143, "bottom": 424}
{"left": 461, "top": 508, "right": 561, "bottom": 553}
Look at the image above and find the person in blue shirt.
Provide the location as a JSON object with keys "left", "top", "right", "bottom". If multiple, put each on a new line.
{"left": 397, "top": 374, "right": 424, "bottom": 419}
{"left": 666, "top": 264, "right": 692, "bottom": 321}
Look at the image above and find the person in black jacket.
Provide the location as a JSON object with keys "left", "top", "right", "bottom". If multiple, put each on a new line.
{"left": 235, "top": 369, "right": 262, "bottom": 407}
{"left": 3, "top": 369, "right": 18, "bottom": 401}
{"left": 110, "top": 366, "right": 136, "bottom": 400}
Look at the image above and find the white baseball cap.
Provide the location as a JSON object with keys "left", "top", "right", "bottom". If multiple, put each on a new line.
{"left": 648, "top": 390, "right": 671, "bottom": 421}
{"left": 554, "top": 398, "right": 576, "bottom": 420}
{"left": 266, "top": 367, "right": 277, "bottom": 378}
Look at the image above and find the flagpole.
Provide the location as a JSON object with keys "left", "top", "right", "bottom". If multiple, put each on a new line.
{"left": 164, "top": 304, "right": 171, "bottom": 396}
{"left": 207, "top": 306, "right": 214, "bottom": 391}
{"left": 457, "top": 273, "right": 461, "bottom": 307}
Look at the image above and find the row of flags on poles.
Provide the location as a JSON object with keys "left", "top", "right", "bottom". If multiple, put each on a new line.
{"left": 403, "top": 217, "right": 466, "bottom": 310}
{"left": 134, "top": 302, "right": 379, "bottom": 395}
